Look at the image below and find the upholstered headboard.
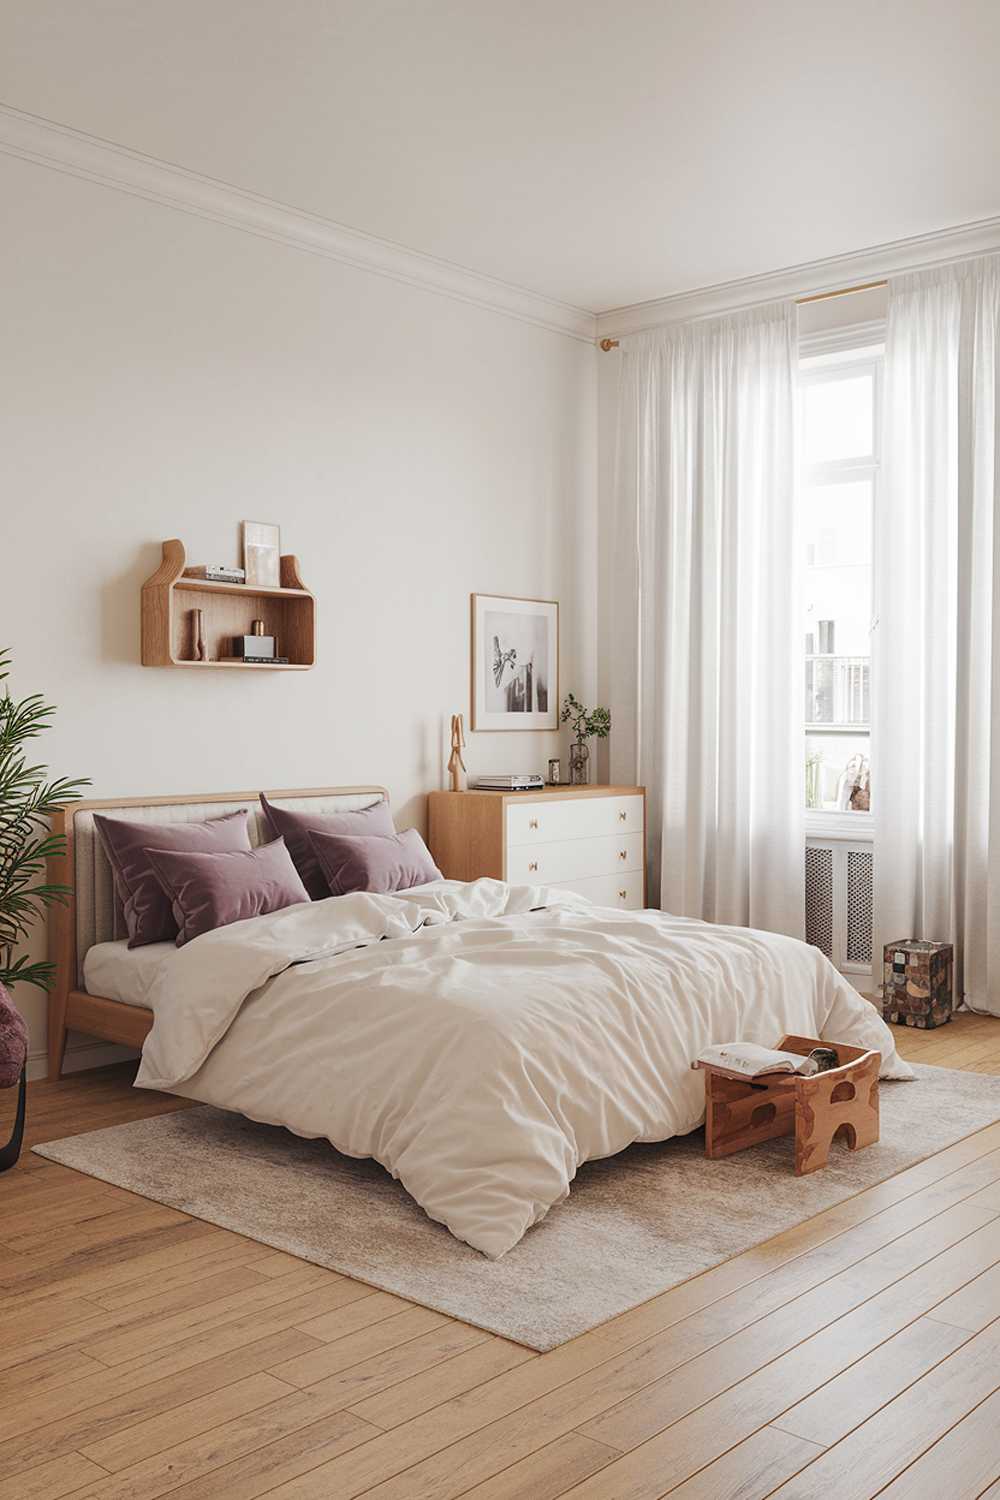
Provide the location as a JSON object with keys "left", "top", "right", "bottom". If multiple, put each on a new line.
{"left": 54, "top": 787, "right": 389, "bottom": 988}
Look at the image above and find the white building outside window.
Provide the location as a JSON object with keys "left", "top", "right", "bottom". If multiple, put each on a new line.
{"left": 799, "top": 341, "right": 881, "bottom": 822}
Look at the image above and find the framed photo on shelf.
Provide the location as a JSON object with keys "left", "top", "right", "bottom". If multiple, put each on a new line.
{"left": 242, "top": 520, "right": 281, "bottom": 588}
{"left": 471, "top": 593, "right": 559, "bottom": 731}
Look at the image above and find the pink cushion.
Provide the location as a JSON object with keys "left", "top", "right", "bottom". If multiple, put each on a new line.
{"left": 308, "top": 827, "right": 443, "bottom": 898}
{"left": 144, "top": 837, "right": 309, "bottom": 946}
{"left": 94, "top": 810, "right": 252, "bottom": 947}
{"left": 259, "top": 794, "right": 395, "bottom": 900}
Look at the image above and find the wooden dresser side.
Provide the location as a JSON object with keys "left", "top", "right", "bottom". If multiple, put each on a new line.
{"left": 427, "top": 791, "right": 505, "bottom": 881}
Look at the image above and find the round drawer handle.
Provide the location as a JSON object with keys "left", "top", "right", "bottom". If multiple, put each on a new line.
{"left": 529, "top": 818, "right": 539, "bottom": 830}
{"left": 618, "top": 888, "right": 628, "bottom": 900}
{"left": 528, "top": 861, "right": 539, "bottom": 873}
{"left": 618, "top": 810, "right": 628, "bottom": 822}
{"left": 618, "top": 849, "right": 628, "bottom": 860}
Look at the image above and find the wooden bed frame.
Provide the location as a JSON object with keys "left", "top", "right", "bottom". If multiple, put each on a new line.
{"left": 46, "top": 785, "right": 389, "bottom": 1082}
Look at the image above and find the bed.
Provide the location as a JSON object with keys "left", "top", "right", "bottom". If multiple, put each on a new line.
{"left": 49, "top": 786, "right": 911, "bottom": 1258}
{"left": 46, "top": 786, "right": 391, "bottom": 1077}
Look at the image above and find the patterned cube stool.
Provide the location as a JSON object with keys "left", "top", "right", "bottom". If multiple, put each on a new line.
{"left": 882, "top": 940, "right": 953, "bottom": 1028}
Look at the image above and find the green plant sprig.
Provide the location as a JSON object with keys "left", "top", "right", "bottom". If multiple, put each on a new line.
{"left": 560, "top": 692, "right": 611, "bottom": 743}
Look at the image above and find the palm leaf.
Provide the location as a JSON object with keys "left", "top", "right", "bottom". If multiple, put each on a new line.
{"left": 0, "top": 953, "right": 56, "bottom": 991}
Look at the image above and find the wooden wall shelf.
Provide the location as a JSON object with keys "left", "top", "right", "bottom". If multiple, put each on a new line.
{"left": 141, "top": 539, "right": 315, "bottom": 669}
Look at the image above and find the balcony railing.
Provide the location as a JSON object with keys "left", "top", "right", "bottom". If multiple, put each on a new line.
{"left": 805, "top": 654, "right": 870, "bottom": 728}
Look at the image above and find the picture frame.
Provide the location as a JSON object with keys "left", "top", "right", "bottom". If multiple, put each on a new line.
{"left": 242, "top": 520, "right": 281, "bottom": 588}
{"left": 471, "top": 593, "right": 559, "bottom": 731}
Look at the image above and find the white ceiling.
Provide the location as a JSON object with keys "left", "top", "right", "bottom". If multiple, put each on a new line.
{"left": 3, "top": 0, "right": 998, "bottom": 313}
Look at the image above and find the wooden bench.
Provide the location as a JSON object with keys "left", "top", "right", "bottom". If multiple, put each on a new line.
{"left": 694, "top": 1034, "right": 880, "bottom": 1176}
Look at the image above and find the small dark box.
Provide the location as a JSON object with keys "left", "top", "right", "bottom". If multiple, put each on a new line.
{"left": 882, "top": 939, "right": 953, "bottom": 1028}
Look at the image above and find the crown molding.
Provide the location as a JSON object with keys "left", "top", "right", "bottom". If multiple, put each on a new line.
{"left": 8, "top": 100, "right": 998, "bottom": 352}
{"left": 0, "top": 103, "right": 597, "bottom": 344}
{"left": 597, "top": 215, "right": 1000, "bottom": 340}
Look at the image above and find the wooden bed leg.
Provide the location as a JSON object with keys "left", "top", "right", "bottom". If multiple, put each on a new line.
{"left": 48, "top": 986, "right": 69, "bottom": 1081}
{"left": 48, "top": 1024, "right": 67, "bottom": 1082}
{"left": 47, "top": 805, "right": 74, "bottom": 1082}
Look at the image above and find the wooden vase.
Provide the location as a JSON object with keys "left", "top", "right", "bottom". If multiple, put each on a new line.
{"left": 191, "top": 608, "right": 206, "bottom": 662}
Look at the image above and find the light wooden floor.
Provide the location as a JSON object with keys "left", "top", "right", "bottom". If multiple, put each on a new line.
{"left": 2, "top": 1013, "right": 1000, "bottom": 1500}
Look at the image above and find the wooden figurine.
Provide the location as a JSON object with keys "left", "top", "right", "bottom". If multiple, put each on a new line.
{"left": 448, "top": 713, "right": 468, "bottom": 792}
{"left": 190, "top": 608, "right": 206, "bottom": 662}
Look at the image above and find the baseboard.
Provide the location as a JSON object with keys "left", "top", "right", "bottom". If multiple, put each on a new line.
{"left": 27, "top": 1040, "right": 138, "bottom": 1082}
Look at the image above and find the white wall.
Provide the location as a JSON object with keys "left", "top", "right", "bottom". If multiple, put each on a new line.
{"left": 1, "top": 153, "right": 598, "bottom": 1073}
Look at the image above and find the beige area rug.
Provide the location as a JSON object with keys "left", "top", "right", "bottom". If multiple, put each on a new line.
{"left": 35, "top": 1063, "right": 1000, "bottom": 1350}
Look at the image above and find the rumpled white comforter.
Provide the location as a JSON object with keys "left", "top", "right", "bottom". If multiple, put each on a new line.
{"left": 135, "top": 879, "right": 911, "bottom": 1258}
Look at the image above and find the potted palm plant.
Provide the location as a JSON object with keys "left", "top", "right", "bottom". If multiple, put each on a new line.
{"left": 0, "top": 652, "right": 88, "bottom": 1169}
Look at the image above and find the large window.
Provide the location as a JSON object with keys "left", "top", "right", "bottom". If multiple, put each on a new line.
{"left": 799, "top": 343, "right": 881, "bottom": 814}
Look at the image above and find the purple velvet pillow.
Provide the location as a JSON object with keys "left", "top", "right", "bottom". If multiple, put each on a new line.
{"left": 144, "top": 837, "right": 310, "bottom": 947}
{"left": 94, "top": 810, "right": 252, "bottom": 948}
{"left": 259, "top": 794, "right": 396, "bottom": 900}
{"left": 308, "top": 827, "right": 443, "bottom": 898}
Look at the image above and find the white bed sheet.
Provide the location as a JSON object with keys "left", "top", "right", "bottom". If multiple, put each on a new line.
{"left": 84, "top": 939, "right": 176, "bottom": 1010}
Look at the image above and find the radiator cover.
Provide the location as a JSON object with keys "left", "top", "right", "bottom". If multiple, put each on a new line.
{"left": 805, "top": 838, "right": 873, "bottom": 976}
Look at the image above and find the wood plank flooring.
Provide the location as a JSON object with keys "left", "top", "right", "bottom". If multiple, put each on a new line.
{"left": 1, "top": 1012, "right": 999, "bottom": 1498}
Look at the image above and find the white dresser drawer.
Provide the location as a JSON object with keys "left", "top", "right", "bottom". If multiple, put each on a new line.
{"left": 507, "top": 831, "right": 643, "bottom": 885}
{"left": 507, "top": 793, "right": 644, "bottom": 846}
{"left": 552, "top": 871, "right": 644, "bottom": 911}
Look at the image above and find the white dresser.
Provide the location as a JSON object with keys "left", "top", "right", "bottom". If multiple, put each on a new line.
{"left": 427, "top": 786, "right": 647, "bottom": 910}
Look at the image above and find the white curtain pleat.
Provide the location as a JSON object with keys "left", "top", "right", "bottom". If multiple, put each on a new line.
{"left": 614, "top": 302, "right": 803, "bottom": 937}
{"left": 874, "top": 254, "right": 1000, "bottom": 1013}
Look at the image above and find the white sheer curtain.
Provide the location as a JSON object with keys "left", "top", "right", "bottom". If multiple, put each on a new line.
{"left": 874, "top": 255, "right": 1000, "bottom": 1014}
{"left": 613, "top": 302, "right": 803, "bottom": 936}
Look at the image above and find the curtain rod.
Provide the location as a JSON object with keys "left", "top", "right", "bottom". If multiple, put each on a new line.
{"left": 796, "top": 278, "right": 887, "bottom": 304}
{"left": 598, "top": 278, "right": 889, "bottom": 349}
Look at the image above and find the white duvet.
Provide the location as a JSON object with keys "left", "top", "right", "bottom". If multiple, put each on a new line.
{"left": 135, "top": 879, "right": 911, "bottom": 1258}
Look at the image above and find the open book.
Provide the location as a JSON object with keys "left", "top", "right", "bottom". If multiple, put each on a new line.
{"left": 693, "top": 1042, "right": 819, "bottom": 1079}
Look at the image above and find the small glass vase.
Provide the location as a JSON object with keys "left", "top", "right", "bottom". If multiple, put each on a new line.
{"left": 569, "top": 740, "right": 590, "bottom": 785}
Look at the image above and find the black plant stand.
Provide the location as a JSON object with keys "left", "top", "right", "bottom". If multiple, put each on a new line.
{"left": 0, "top": 1064, "right": 26, "bottom": 1172}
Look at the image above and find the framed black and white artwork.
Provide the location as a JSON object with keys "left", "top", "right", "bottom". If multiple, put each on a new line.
{"left": 471, "top": 593, "right": 559, "bottom": 731}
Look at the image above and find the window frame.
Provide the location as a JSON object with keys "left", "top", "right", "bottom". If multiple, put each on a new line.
{"left": 798, "top": 325, "right": 884, "bottom": 836}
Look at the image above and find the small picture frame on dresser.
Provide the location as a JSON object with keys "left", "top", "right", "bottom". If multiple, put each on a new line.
{"left": 471, "top": 594, "right": 558, "bottom": 731}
